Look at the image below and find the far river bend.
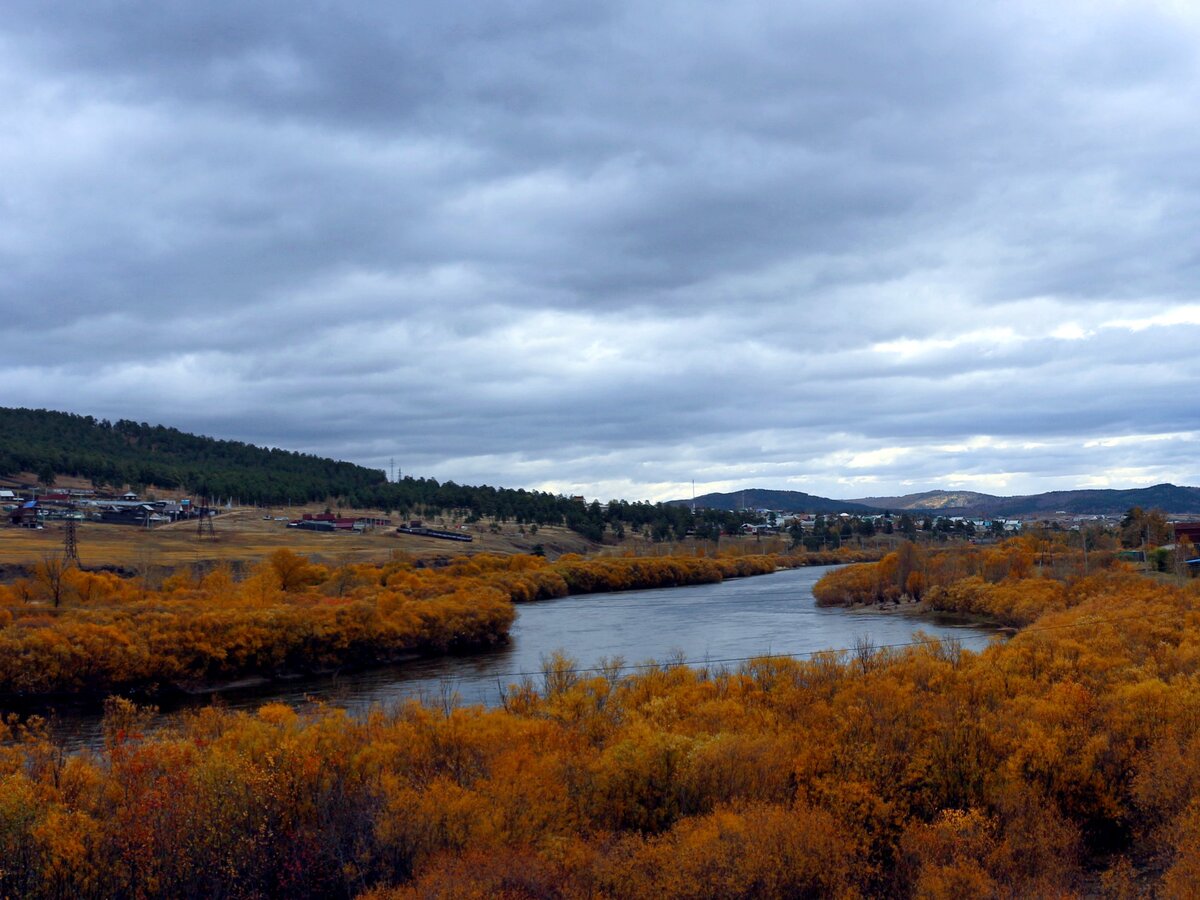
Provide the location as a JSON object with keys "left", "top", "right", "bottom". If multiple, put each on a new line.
{"left": 45, "top": 565, "right": 999, "bottom": 750}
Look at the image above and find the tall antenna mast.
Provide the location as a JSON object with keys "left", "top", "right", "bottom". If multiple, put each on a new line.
{"left": 691, "top": 480, "right": 695, "bottom": 513}
{"left": 390, "top": 457, "right": 395, "bottom": 483}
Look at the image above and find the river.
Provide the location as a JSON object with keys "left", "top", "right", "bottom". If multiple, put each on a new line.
{"left": 40, "top": 565, "right": 997, "bottom": 749}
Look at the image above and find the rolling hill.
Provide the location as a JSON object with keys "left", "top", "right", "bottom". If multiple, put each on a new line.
{"left": 848, "top": 490, "right": 999, "bottom": 511}
{"left": 10, "top": 407, "right": 1198, "bottom": 523}
{"left": 847, "top": 484, "right": 1200, "bottom": 516}
{"left": 981, "top": 484, "right": 1200, "bottom": 517}
{"left": 668, "top": 489, "right": 881, "bottom": 514}
{"left": 0, "top": 407, "right": 386, "bottom": 505}
{"left": 675, "top": 484, "right": 1200, "bottom": 517}
{"left": 0, "top": 408, "right": 716, "bottom": 539}
{"left": 0, "top": 407, "right": 581, "bottom": 525}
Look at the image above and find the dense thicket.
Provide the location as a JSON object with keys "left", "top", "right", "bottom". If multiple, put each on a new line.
{"left": 0, "top": 549, "right": 870, "bottom": 699}
{"left": 810, "top": 536, "right": 1167, "bottom": 627}
{"left": 0, "top": 551, "right": 515, "bottom": 698}
{"left": 3, "top": 563, "right": 1200, "bottom": 897}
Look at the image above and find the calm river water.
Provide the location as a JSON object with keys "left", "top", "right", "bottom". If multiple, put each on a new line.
{"left": 45, "top": 565, "right": 997, "bottom": 749}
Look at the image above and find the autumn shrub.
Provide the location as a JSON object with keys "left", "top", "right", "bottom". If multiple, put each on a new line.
{"left": 900, "top": 808, "right": 1003, "bottom": 898}
{"left": 592, "top": 802, "right": 860, "bottom": 899}
{"left": 0, "top": 560, "right": 520, "bottom": 699}
{"left": 812, "top": 558, "right": 899, "bottom": 606}
{"left": 924, "top": 576, "right": 1068, "bottom": 626}
{"left": 0, "top": 551, "right": 819, "bottom": 700}
{"left": 814, "top": 538, "right": 1106, "bottom": 618}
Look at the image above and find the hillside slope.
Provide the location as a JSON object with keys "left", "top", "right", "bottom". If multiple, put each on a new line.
{"left": 0, "top": 407, "right": 385, "bottom": 505}
{"left": 0, "top": 408, "right": 719, "bottom": 539}
{"left": 669, "top": 489, "right": 880, "bottom": 514}
{"left": 849, "top": 490, "right": 999, "bottom": 511}
{"left": 985, "top": 483, "right": 1200, "bottom": 516}
{"left": 852, "top": 483, "right": 1200, "bottom": 516}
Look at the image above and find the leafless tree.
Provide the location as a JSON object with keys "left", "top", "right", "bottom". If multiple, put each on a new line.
{"left": 35, "top": 552, "right": 72, "bottom": 608}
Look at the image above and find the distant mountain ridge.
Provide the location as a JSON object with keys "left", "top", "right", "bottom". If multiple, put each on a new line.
{"left": 668, "top": 489, "right": 881, "bottom": 514}
{"left": 850, "top": 484, "right": 1200, "bottom": 516}
{"left": 820, "top": 482, "right": 1200, "bottom": 518}
{"left": 850, "top": 490, "right": 998, "bottom": 511}
{"left": 670, "top": 484, "right": 1200, "bottom": 517}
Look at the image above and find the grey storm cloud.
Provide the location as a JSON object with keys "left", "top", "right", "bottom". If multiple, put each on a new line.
{"left": 2, "top": 0, "right": 1199, "bottom": 501}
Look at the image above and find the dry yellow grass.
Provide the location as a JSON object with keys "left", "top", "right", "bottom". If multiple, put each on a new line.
{"left": 0, "top": 504, "right": 614, "bottom": 571}
{"left": 1, "top": 499, "right": 800, "bottom": 573}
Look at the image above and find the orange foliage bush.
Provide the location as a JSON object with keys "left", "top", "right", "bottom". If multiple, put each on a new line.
{"left": 924, "top": 576, "right": 1068, "bottom": 626}
{"left": 0, "top": 554, "right": 525, "bottom": 699}
{"left": 0, "top": 550, "right": 832, "bottom": 700}
{"left": 812, "top": 538, "right": 1128, "bottom": 625}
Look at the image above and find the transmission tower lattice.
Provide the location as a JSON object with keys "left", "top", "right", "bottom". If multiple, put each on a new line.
{"left": 197, "top": 506, "right": 217, "bottom": 540}
{"left": 63, "top": 518, "right": 80, "bottom": 566}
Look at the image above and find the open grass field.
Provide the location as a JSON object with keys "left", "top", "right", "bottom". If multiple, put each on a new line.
{"left": 0, "top": 505, "right": 614, "bottom": 573}
{"left": 1, "top": 504, "right": 802, "bottom": 573}
{"left": 0, "top": 506, "right": 808, "bottom": 575}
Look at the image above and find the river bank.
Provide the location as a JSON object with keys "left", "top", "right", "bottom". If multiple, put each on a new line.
{"left": 10, "top": 563, "right": 995, "bottom": 751}
{"left": 0, "top": 549, "right": 891, "bottom": 708}
{"left": 838, "top": 593, "right": 1016, "bottom": 633}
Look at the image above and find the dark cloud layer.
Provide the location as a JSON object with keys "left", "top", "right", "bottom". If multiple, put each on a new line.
{"left": 3, "top": 1, "right": 1199, "bottom": 500}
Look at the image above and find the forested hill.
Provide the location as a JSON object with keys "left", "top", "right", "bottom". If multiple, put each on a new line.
{"left": 681, "top": 483, "right": 1200, "bottom": 516}
{"left": 984, "top": 483, "right": 1200, "bottom": 516}
{"left": 0, "top": 407, "right": 387, "bottom": 504}
{"left": 0, "top": 408, "right": 759, "bottom": 540}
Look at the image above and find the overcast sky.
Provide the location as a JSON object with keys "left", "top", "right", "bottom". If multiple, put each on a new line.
{"left": 3, "top": 1, "right": 1199, "bottom": 502}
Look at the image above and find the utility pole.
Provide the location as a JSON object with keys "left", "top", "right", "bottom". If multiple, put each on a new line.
{"left": 197, "top": 505, "right": 216, "bottom": 540}
{"left": 63, "top": 518, "right": 80, "bottom": 567}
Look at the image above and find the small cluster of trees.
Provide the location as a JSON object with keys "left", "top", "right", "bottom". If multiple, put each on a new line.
{"left": 814, "top": 530, "right": 1198, "bottom": 621}
{"left": 2, "top": 565, "right": 1200, "bottom": 895}
{"left": 1119, "top": 506, "right": 1174, "bottom": 548}
{"left": 789, "top": 512, "right": 1016, "bottom": 551}
{"left": 812, "top": 538, "right": 1042, "bottom": 609}
{"left": 789, "top": 513, "right": 904, "bottom": 549}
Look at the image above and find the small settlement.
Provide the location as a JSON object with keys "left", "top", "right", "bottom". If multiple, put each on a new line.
{"left": 1, "top": 487, "right": 400, "bottom": 535}
{"left": 4, "top": 487, "right": 198, "bottom": 528}
{"left": 0, "top": 483, "right": 475, "bottom": 542}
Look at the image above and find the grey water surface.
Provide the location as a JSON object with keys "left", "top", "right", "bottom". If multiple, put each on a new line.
{"left": 45, "top": 564, "right": 996, "bottom": 749}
